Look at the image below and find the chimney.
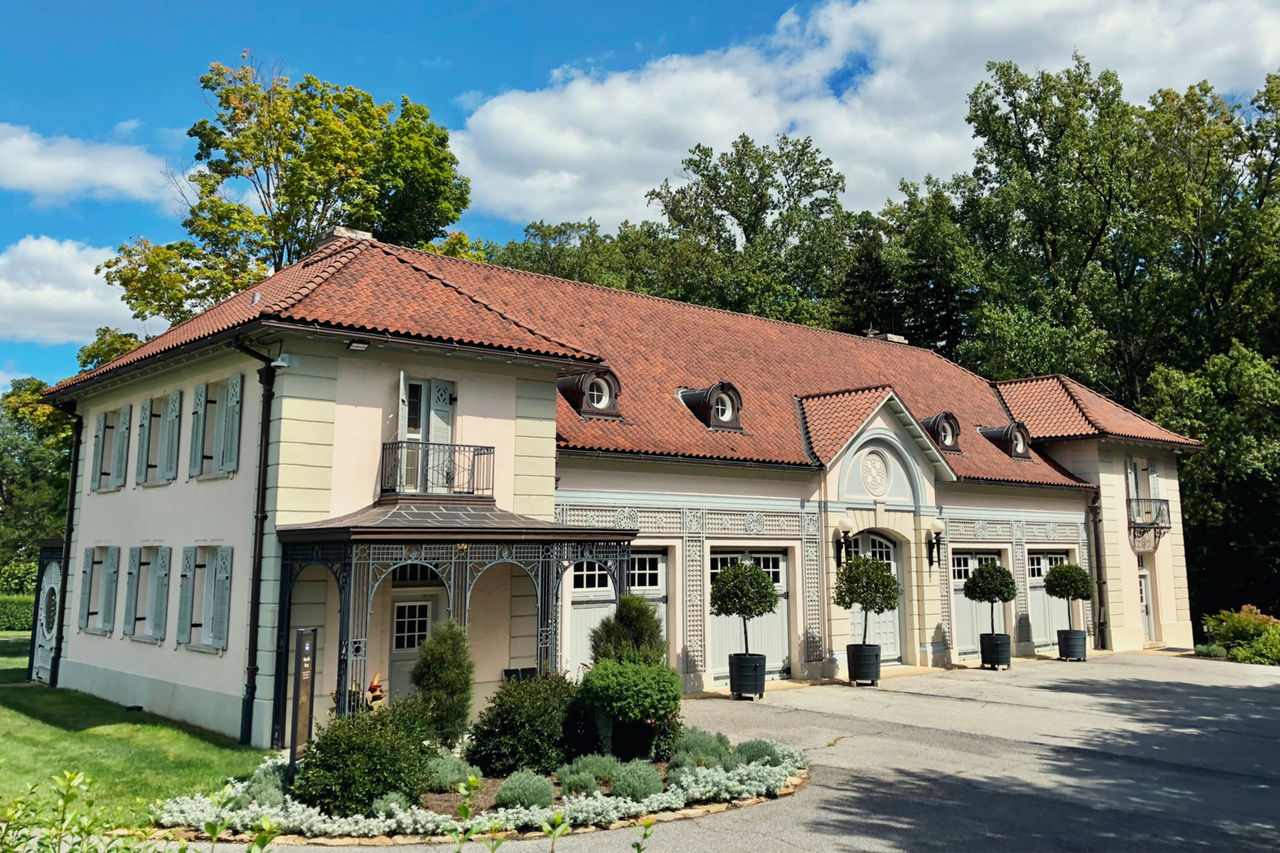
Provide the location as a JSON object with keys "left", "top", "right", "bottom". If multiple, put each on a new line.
{"left": 868, "top": 331, "right": 908, "bottom": 345}
{"left": 317, "top": 225, "right": 373, "bottom": 248}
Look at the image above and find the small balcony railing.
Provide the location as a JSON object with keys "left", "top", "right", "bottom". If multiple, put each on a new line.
{"left": 380, "top": 441, "right": 494, "bottom": 497}
{"left": 1127, "top": 498, "right": 1171, "bottom": 530}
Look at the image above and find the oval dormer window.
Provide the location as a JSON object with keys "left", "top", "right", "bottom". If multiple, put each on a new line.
{"left": 921, "top": 411, "right": 961, "bottom": 452}
{"left": 938, "top": 419, "right": 955, "bottom": 447}
{"left": 587, "top": 377, "right": 611, "bottom": 410}
{"left": 1013, "top": 429, "right": 1026, "bottom": 455}
{"left": 714, "top": 392, "right": 734, "bottom": 423}
{"left": 557, "top": 370, "right": 621, "bottom": 419}
{"left": 679, "top": 381, "right": 743, "bottom": 430}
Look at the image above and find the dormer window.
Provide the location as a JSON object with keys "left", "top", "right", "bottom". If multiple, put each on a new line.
{"left": 558, "top": 370, "right": 621, "bottom": 419}
{"left": 921, "top": 412, "right": 961, "bottom": 452}
{"left": 680, "top": 381, "right": 743, "bottom": 431}
{"left": 978, "top": 421, "right": 1032, "bottom": 459}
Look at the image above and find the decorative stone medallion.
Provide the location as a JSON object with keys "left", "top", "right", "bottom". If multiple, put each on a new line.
{"left": 861, "top": 450, "right": 889, "bottom": 496}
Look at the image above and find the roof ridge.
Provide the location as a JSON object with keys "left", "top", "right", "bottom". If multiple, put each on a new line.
{"left": 1052, "top": 375, "right": 1105, "bottom": 434}
{"left": 374, "top": 244, "right": 600, "bottom": 360}
{"left": 793, "top": 395, "right": 821, "bottom": 465}
{"left": 262, "top": 241, "right": 369, "bottom": 315}
{"left": 1057, "top": 374, "right": 1191, "bottom": 440}
{"left": 798, "top": 383, "right": 894, "bottom": 402}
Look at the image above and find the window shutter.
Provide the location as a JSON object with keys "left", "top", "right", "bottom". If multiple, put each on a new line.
{"left": 209, "top": 546, "right": 233, "bottom": 650}
{"left": 135, "top": 399, "right": 152, "bottom": 485}
{"left": 79, "top": 548, "right": 93, "bottom": 629}
{"left": 1125, "top": 458, "right": 1139, "bottom": 501}
{"left": 159, "top": 390, "right": 182, "bottom": 482}
{"left": 177, "top": 547, "right": 196, "bottom": 644}
{"left": 90, "top": 412, "right": 106, "bottom": 492}
{"left": 101, "top": 547, "right": 120, "bottom": 631}
{"left": 397, "top": 370, "right": 409, "bottom": 443}
{"left": 189, "top": 384, "right": 208, "bottom": 477}
{"left": 110, "top": 404, "right": 131, "bottom": 489}
{"left": 122, "top": 547, "right": 140, "bottom": 636}
{"left": 1148, "top": 460, "right": 1161, "bottom": 499}
{"left": 216, "top": 374, "right": 243, "bottom": 473}
{"left": 150, "top": 547, "right": 171, "bottom": 640}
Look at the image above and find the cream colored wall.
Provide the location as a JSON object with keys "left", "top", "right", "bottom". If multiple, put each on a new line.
{"left": 822, "top": 407, "right": 939, "bottom": 510}
{"left": 557, "top": 457, "right": 816, "bottom": 504}
{"left": 62, "top": 350, "right": 261, "bottom": 740}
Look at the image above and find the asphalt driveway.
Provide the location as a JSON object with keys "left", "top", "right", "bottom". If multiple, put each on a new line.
{"left": 497, "top": 651, "right": 1280, "bottom": 852}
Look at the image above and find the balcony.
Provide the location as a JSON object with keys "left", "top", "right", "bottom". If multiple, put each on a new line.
{"left": 380, "top": 441, "right": 494, "bottom": 498}
{"left": 1127, "top": 498, "right": 1171, "bottom": 530}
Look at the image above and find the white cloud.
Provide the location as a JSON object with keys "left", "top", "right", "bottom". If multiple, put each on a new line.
{"left": 0, "top": 123, "right": 171, "bottom": 204}
{"left": 0, "top": 236, "right": 150, "bottom": 346}
{"left": 112, "top": 118, "right": 143, "bottom": 136}
{"left": 454, "top": 0, "right": 1280, "bottom": 226}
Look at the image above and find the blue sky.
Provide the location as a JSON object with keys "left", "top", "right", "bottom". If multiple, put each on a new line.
{"left": 4, "top": 0, "right": 1280, "bottom": 388}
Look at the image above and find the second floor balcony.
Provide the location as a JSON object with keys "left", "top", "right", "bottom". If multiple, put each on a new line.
{"left": 380, "top": 441, "right": 494, "bottom": 499}
{"left": 1127, "top": 498, "right": 1171, "bottom": 531}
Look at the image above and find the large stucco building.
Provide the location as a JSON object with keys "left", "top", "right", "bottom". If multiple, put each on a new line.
{"left": 29, "top": 229, "right": 1200, "bottom": 747}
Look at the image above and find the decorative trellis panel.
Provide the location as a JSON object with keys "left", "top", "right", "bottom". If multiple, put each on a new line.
{"left": 938, "top": 529, "right": 953, "bottom": 649}
{"left": 683, "top": 508, "right": 707, "bottom": 671}
{"left": 1078, "top": 523, "right": 1095, "bottom": 636}
{"left": 801, "top": 512, "right": 823, "bottom": 662}
{"left": 1023, "top": 521, "right": 1081, "bottom": 542}
{"left": 705, "top": 510, "right": 801, "bottom": 538}
{"left": 1012, "top": 520, "right": 1031, "bottom": 643}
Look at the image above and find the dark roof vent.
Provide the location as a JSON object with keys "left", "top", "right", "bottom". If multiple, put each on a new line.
{"left": 921, "top": 411, "right": 961, "bottom": 452}
{"left": 558, "top": 370, "right": 621, "bottom": 419}
{"left": 679, "top": 381, "right": 742, "bottom": 431}
{"left": 979, "top": 421, "right": 1031, "bottom": 459}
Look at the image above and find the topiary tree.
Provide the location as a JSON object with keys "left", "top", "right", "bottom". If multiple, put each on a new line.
{"left": 963, "top": 563, "right": 1017, "bottom": 634}
{"left": 709, "top": 561, "right": 778, "bottom": 654}
{"left": 410, "top": 619, "right": 473, "bottom": 747}
{"left": 832, "top": 554, "right": 901, "bottom": 645}
{"left": 590, "top": 593, "right": 666, "bottom": 665}
{"left": 1044, "top": 563, "right": 1093, "bottom": 631}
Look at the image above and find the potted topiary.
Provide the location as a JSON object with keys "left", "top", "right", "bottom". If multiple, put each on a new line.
{"left": 1044, "top": 563, "right": 1092, "bottom": 662}
{"left": 709, "top": 561, "right": 779, "bottom": 700}
{"left": 963, "top": 563, "right": 1017, "bottom": 670}
{"left": 832, "top": 554, "right": 901, "bottom": 686}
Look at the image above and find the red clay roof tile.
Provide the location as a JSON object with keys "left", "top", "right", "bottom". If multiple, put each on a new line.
{"left": 996, "top": 375, "right": 1200, "bottom": 448}
{"left": 799, "top": 386, "right": 893, "bottom": 464}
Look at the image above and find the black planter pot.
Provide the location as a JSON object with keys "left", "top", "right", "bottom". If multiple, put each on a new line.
{"left": 979, "top": 633, "right": 1011, "bottom": 670}
{"left": 847, "top": 643, "right": 881, "bottom": 686}
{"left": 1057, "top": 629, "right": 1088, "bottom": 662}
{"left": 728, "top": 653, "right": 766, "bottom": 699}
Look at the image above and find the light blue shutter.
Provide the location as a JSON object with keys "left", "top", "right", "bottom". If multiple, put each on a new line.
{"left": 1148, "top": 460, "right": 1161, "bottom": 499}
{"left": 209, "top": 546, "right": 233, "bottom": 650}
{"left": 428, "top": 379, "right": 455, "bottom": 445}
{"left": 189, "top": 384, "right": 208, "bottom": 477}
{"left": 397, "top": 371, "right": 409, "bottom": 442}
{"left": 122, "top": 547, "right": 140, "bottom": 636}
{"left": 110, "top": 404, "right": 131, "bottom": 489}
{"left": 90, "top": 412, "right": 106, "bottom": 492}
{"left": 159, "top": 390, "right": 182, "bottom": 482}
{"left": 216, "top": 374, "right": 243, "bottom": 473}
{"left": 150, "top": 547, "right": 171, "bottom": 640}
{"left": 135, "top": 399, "right": 152, "bottom": 485}
{"left": 177, "top": 547, "right": 196, "bottom": 644}
{"left": 100, "top": 547, "right": 120, "bottom": 631}
{"left": 78, "top": 548, "right": 93, "bottom": 628}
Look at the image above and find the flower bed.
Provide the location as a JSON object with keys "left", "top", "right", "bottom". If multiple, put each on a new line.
{"left": 153, "top": 742, "right": 807, "bottom": 839}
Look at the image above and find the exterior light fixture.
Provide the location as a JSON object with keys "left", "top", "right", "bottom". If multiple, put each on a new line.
{"left": 926, "top": 518, "right": 946, "bottom": 567}
{"left": 833, "top": 516, "right": 856, "bottom": 568}
{"left": 347, "top": 340, "right": 370, "bottom": 352}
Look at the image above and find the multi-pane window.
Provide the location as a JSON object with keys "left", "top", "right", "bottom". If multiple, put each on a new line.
{"left": 178, "top": 545, "right": 232, "bottom": 649}
{"left": 572, "top": 561, "right": 611, "bottom": 591}
{"left": 1027, "top": 551, "right": 1067, "bottom": 580}
{"left": 136, "top": 392, "right": 182, "bottom": 485}
{"left": 628, "top": 551, "right": 664, "bottom": 590}
{"left": 710, "top": 551, "right": 784, "bottom": 585}
{"left": 393, "top": 601, "right": 433, "bottom": 651}
{"left": 124, "top": 546, "right": 171, "bottom": 640}
{"left": 951, "top": 551, "right": 999, "bottom": 582}
{"left": 78, "top": 546, "right": 120, "bottom": 632}
{"left": 189, "top": 376, "right": 243, "bottom": 477}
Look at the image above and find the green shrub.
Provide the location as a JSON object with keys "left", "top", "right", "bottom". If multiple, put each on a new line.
{"left": 561, "top": 753, "right": 622, "bottom": 784}
{"left": 709, "top": 562, "right": 778, "bottom": 655}
{"left": 371, "top": 791, "right": 409, "bottom": 816}
{"left": 1203, "top": 605, "right": 1278, "bottom": 650}
{"left": 557, "top": 768, "right": 598, "bottom": 796}
{"left": 652, "top": 713, "right": 682, "bottom": 763}
{"left": 610, "top": 759, "right": 663, "bottom": 801}
{"left": 1043, "top": 563, "right": 1093, "bottom": 631}
{"left": 579, "top": 660, "right": 682, "bottom": 761}
{"left": 290, "top": 708, "right": 428, "bottom": 817}
{"left": 467, "top": 673, "right": 578, "bottom": 776}
{"left": 382, "top": 694, "right": 438, "bottom": 750}
{"left": 731, "top": 739, "right": 782, "bottom": 767}
{"left": 0, "top": 560, "right": 38, "bottom": 595}
{"left": 963, "top": 564, "right": 1017, "bottom": 634}
{"left": 669, "top": 727, "right": 732, "bottom": 770}
{"left": 494, "top": 769, "right": 555, "bottom": 809}
{"left": 590, "top": 594, "right": 667, "bottom": 665}
{"left": 1228, "top": 624, "right": 1280, "bottom": 666}
{"left": 0, "top": 594, "right": 34, "bottom": 630}
{"left": 423, "top": 747, "right": 481, "bottom": 794}
{"left": 243, "top": 760, "right": 287, "bottom": 808}
{"left": 410, "top": 620, "right": 474, "bottom": 747}
{"left": 831, "top": 555, "right": 900, "bottom": 645}
{"left": 1195, "top": 643, "right": 1228, "bottom": 658}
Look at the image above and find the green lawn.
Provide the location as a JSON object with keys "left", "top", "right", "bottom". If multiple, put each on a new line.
{"left": 0, "top": 630, "right": 29, "bottom": 684}
{"left": 0, "top": 683, "right": 270, "bottom": 820}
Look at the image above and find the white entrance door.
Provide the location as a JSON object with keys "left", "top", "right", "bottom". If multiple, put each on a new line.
{"left": 389, "top": 595, "right": 437, "bottom": 702}
{"left": 567, "top": 551, "right": 670, "bottom": 680}
{"left": 847, "top": 534, "right": 903, "bottom": 663}
{"left": 708, "top": 551, "right": 790, "bottom": 680}
{"left": 1138, "top": 571, "right": 1156, "bottom": 642}
{"left": 1027, "top": 551, "right": 1070, "bottom": 648}
{"left": 951, "top": 551, "right": 1005, "bottom": 657}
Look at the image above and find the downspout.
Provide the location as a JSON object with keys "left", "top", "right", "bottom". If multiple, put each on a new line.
{"left": 50, "top": 408, "right": 82, "bottom": 688}
{"left": 232, "top": 340, "right": 276, "bottom": 745}
{"left": 1089, "top": 495, "right": 1109, "bottom": 650}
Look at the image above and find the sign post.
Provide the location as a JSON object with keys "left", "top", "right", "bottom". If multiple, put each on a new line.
{"left": 288, "top": 628, "right": 317, "bottom": 770}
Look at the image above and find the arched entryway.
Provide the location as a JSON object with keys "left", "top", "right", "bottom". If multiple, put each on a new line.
{"left": 848, "top": 531, "right": 905, "bottom": 664}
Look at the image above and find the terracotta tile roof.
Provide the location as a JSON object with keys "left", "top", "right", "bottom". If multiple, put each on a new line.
{"left": 996, "top": 375, "right": 1200, "bottom": 448}
{"left": 47, "top": 239, "right": 598, "bottom": 395}
{"left": 799, "top": 386, "right": 893, "bottom": 464}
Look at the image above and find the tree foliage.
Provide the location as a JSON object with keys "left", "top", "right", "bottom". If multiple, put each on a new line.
{"left": 589, "top": 593, "right": 667, "bottom": 666}
{"left": 0, "top": 379, "right": 69, "bottom": 570}
{"left": 963, "top": 564, "right": 1017, "bottom": 635}
{"left": 709, "top": 561, "right": 778, "bottom": 655}
{"left": 76, "top": 327, "right": 144, "bottom": 371}
{"left": 831, "top": 555, "right": 901, "bottom": 645}
{"left": 410, "top": 619, "right": 474, "bottom": 747}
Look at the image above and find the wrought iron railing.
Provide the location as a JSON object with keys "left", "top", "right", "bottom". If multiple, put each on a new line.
{"left": 380, "top": 441, "right": 494, "bottom": 497}
{"left": 1127, "top": 498, "right": 1171, "bottom": 530}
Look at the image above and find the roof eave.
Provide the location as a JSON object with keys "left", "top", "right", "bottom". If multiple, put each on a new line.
{"left": 1032, "top": 432, "right": 1203, "bottom": 452}
{"left": 557, "top": 446, "right": 820, "bottom": 472}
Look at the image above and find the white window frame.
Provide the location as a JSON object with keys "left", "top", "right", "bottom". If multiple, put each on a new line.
{"left": 709, "top": 550, "right": 786, "bottom": 587}
{"left": 951, "top": 551, "right": 1000, "bottom": 582}
{"left": 627, "top": 550, "right": 665, "bottom": 591}
{"left": 392, "top": 598, "right": 435, "bottom": 653}
{"left": 1027, "top": 551, "right": 1068, "bottom": 581}
{"left": 571, "top": 560, "right": 613, "bottom": 598}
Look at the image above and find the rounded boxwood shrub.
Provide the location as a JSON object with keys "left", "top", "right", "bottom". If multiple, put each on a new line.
{"left": 579, "top": 660, "right": 682, "bottom": 761}
{"left": 290, "top": 708, "right": 428, "bottom": 817}
{"left": 467, "top": 673, "right": 579, "bottom": 776}
{"left": 410, "top": 620, "right": 474, "bottom": 748}
{"left": 1044, "top": 563, "right": 1093, "bottom": 631}
{"left": 731, "top": 739, "right": 782, "bottom": 767}
{"left": 424, "top": 747, "right": 481, "bottom": 793}
{"left": 610, "top": 759, "right": 663, "bottom": 801}
{"left": 590, "top": 594, "right": 667, "bottom": 665}
{"left": 832, "top": 554, "right": 900, "bottom": 645}
{"left": 709, "top": 562, "right": 778, "bottom": 655}
{"left": 557, "top": 768, "right": 598, "bottom": 796}
{"left": 560, "top": 753, "right": 622, "bottom": 784}
{"left": 494, "top": 769, "right": 555, "bottom": 809}
{"left": 667, "top": 727, "right": 732, "bottom": 771}
{"left": 963, "top": 563, "right": 1017, "bottom": 634}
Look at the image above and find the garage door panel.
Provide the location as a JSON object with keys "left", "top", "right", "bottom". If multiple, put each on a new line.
{"left": 951, "top": 551, "right": 1005, "bottom": 656}
{"left": 567, "top": 550, "right": 669, "bottom": 680}
{"left": 709, "top": 551, "right": 790, "bottom": 680}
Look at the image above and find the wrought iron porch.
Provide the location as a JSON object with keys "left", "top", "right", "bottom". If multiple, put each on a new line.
{"left": 1127, "top": 498, "right": 1171, "bottom": 531}
{"left": 380, "top": 441, "right": 494, "bottom": 498}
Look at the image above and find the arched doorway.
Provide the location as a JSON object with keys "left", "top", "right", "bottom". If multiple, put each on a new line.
{"left": 849, "top": 531, "right": 904, "bottom": 664}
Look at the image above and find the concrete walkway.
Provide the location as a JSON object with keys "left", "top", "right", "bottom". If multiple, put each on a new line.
{"left": 249, "top": 652, "right": 1280, "bottom": 851}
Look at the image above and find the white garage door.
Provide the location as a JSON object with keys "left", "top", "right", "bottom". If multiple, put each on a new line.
{"left": 847, "top": 533, "right": 904, "bottom": 663}
{"left": 567, "top": 550, "right": 668, "bottom": 680}
{"left": 1027, "top": 551, "right": 1071, "bottom": 647}
{"left": 951, "top": 551, "right": 1005, "bottom": 657}
{"left": 709, "top": 551, "right": 790, "bottom": 681}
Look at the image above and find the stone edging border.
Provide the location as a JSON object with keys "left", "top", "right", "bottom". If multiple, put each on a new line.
{"left": 164, "top": 770, "right": 809, "bottom": 847}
